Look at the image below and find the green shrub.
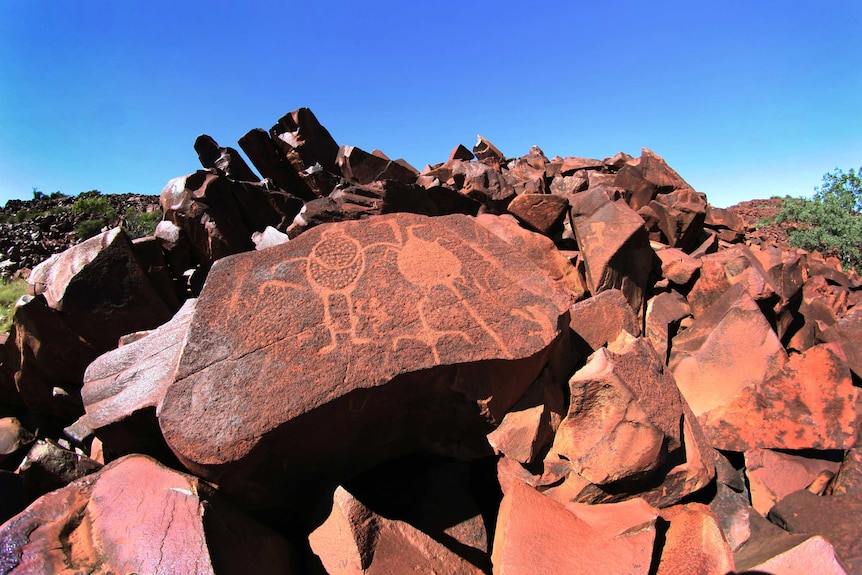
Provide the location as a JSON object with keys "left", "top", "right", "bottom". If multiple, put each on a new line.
{"left": 122, "top": 207, "right": 163, "bottom": 239}
{"left": 76, "top": 218, "right": 106, "bottom": 240}
{"left": 0, "top": 278, "right": 28, "bottom": 334}
{"left": 772, "top": 167, "right": 862, "bottom": 271}
{"left": 72, "top": 196, "right": 117, "bottom": 220}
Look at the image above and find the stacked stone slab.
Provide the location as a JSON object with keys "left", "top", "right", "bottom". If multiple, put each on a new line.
{"left": 1, "top": 107, "right": 861, "bottom": 573}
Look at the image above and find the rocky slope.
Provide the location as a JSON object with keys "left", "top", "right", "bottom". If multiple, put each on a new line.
{"left": 0, "top": 107, "right": 860, "bottom": 574}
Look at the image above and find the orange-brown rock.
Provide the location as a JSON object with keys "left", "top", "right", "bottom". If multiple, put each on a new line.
{"left": 158, "top": 213, "right": 573, "bottom": 509}
{"left": 686, "top": 244, "right": 778, "bottom": 318}
{"left": 569, "top": 187, "right": 653, "bottom": 313}
{"left": 649, "top": 187, "right": 707, "bottom": 251}
{"left": 644, "top": 290, "right": 691, "bottom": 360}
{"left": 737, "top": 535, "right": 848, "bottom": 575}
{"left": 656, "top": 246, "right": 702, "bottom": 285}
{"left": 270, "top": 107, "right": 340, "bottom": 176}
{"left": 309, "top": 485, "right": 485, "bottom": 575}
{"left": 670, "top": 285, "right": 789, "bottom": 449}
{"left": 568, "top": 288, "right": 640, "bottom": 355}
{"left": 491, "top": 480, "right": 656, "bottom": 575}
{"left": 822, "top": 306, "right": 862, "bottom": 379}
{"left": 655, "top": 503, "right": 735, "bottom": 575}
{"left": 0, "top": 454, "right": 296, "bottom": 574}
{"left": 506, "top": 193, "right": 568, "bottom": 236}
{"left": 695, "top": 343, "right": 857, "bottom": 451}
{"left": 745, "top": 448, "right": 841, "bottom": 515}
{"left": 614, "top": 148, "right": 694, "bottom": 211}
{"left": 769, "top": 489, "right": 862, "bottom": 574}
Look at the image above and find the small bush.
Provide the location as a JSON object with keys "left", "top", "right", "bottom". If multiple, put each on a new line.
{"left": 76, "top": 219, "right": 106, "bottom": 241}
{"left": 772, "top": 167, "right": 862, "bottom": 271}
{"left": 72, "top": 196, "right": 117, "bottom": 220}
{"left": 0, "top": 278, "right": 28, "bottom": 334}
{"left": 122, "top": 207, "right": 163, "bottom": 239}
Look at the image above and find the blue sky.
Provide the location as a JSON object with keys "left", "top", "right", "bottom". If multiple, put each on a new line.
{"left": 1, "top": 2, "right": 859, "bottom": 208}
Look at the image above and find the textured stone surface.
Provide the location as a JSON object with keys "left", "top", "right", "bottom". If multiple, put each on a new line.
{"left": 655, "top": 503, "right": 735, "bottom": 575}
{"left": 769, "top": 490, "right": 862, "bottom": 574}
{"left": 656, "top": 247, "right": 702, "bottom": 285}
{"left": 82, "top": 299, "right": 197, "bottom": 458}
{"left": 745, "top": 449, "right": 841, "bottom": 515}
{"left": 737, "top": 535, "right": 848, "bottom": 575}
{"left": 506, "top": 193, "right": 568, "bottom": 236}
{"left": 0, "top": 454, "right": 295, "bottom": 574}
{"left": 309, "top": 485, "right": 485, "bottom": 575}
{"left": 568, "top": 288, "right": 641, "bottom": 354}
{"left": 569, "top": 187, "right": 653, "bottom": 313}
{"left": 159, "top": 213, "right": 572, "bottom": 505}
{"left": 644, "top": 290, "right": 691, "bottom": 360}
{"left": 491, "top": 480, "right": 656, "bottom": 575}
{"left": 686, "top": 245, "right": 778, "bottom": 318}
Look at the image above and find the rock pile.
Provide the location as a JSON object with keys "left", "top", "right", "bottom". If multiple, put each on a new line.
{"left": 1, "top": 107, "right": 861, "bottom": 574}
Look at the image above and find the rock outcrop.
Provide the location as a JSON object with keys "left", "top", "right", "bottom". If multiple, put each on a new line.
{"left": 1, "top": 107, "right": 860, "bottom": 573}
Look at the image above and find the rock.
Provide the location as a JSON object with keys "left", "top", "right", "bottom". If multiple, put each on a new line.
{"left": 252, "top": 226, "right": 291, "bottom": 250}
{"left": 649, "top": 187, "right": 707, "bottom": 251}
{"left": 656, "top": 246, "right": 702, "bottom": 285}
{"left": 737, "top": 535, "right": 849, "bottom": 575}
{"left": 693, "top": 343, "right": 857, "bottom": 452}
{"left": 704, "top": 205, "right": 745, "bottom": 235}
{"left": 16, "top": 439, "right": 102, "bottom": 502}
{"left": 486, "top": 367, "right": 565, "bottom": 464}
{"left": 158, "top": 213, "right": 573, "bottom": 510}
{"left": 474, "top": 214, "right": 586, "bottom": 300}
{"left": 708, "top": 483, "right": 753, "bottom": 551}
{"left": 270, "top": 107, "right": 341, "bottom": 176}
{"left": 686, "top": 244, "right": 778, "bottom": 318}
{"left": 769, "top": 489, "right": 862, "bottom": 574}
{"left": 831, "top": 448, "right": 862, "bottom": 496}
{"left": 336, "top": 145, "right": 418, "bottom": 186}
{"left": 452, "top": 160, "right": 516, "bottom": 213}
{"left": 822, "top": 306, "right": 862, "bottom": 380}
{"left": 473, "top": 135, "right": 505, "bottom": 165}
{"left": 448, "top": 144, "right": 474, "bottom": 161}
{"left": 309, "top": 485, "right": 485, "bottom": 575}
{"left": 655, "top": 503, "right": 735, "bottom": 575}
{"left": 491, "top": 479, "right": 656, "bottom": 575}
{"left": 27, "top": 227, "right": 172, "bottom": 352}
{"left": 568, "top": 288, "right": 641, "bottom": 355}
{"left": 0, "top": 417, "right": 34, "bottom": 465}
{"left": 0, "top": 454, "right": 296, "bottom": 574}
{"left": 669, "top": 284, "right": 788, "bottom": 449}
{"left": 238, "top": 127, "right": 316, "bottom": 200}
{"left": 745, "top": 449, "right": 842, "bottom": 515}
{"left": 644, "top": 290, "right": 691, "bottom": 360}
{"left": 194, "top": 134, "right": 260, "bottom": 182}
{"left": 506, "top": 193, "right": 568, "bottom": 236}
{"left": 614, "top": 148, "right": 694, "bottom": 211}
{"left": 544, "top": 334, "right": 713, "bottom": 507}
{"left": 569, "top": 187, "right": 653, "bottom": 314}
{"left": 81, "top": 299, "right": 197, "bottom": 459}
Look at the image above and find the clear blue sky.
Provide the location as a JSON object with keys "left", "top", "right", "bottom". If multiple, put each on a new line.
{"left": 1, "top": 1, "right": 859, "bottom": 208}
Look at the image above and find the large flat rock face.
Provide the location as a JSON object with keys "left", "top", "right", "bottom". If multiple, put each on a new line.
{"left": 159, "top": 213, "right": 571, "bottom": 493}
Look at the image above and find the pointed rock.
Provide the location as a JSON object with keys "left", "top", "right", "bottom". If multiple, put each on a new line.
{"left": 655, "top": 503, "right": 735, "bottom": 575}
{"left": 745, "top": 449, "right": 841, "bottom": 515}
{"left": 194, "top": 134, "right": 260, "bottom": 182}
{"left": 506, "top": 193, "right": 568, "bottom": 236}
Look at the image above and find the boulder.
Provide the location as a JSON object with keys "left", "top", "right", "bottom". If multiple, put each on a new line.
{"left": 491, "top": 479, "right": 656, "bottom": 575}
{"left": 158, "top": 213, "right": 573, "bottom": 510}
{"left": 569, "top": 188, "right": 654, "bottom": 313}
{"left": 238, "top": 127, "right": 316, "bottom": 200}
{"left": 309, "top": 485, "right": 485, "bottom": 575}
{"left": 614, "top": 148, "right": 694, "bottom": 211}
{"left": 506, "top": 193, "right": 568, "bottom": 236}
{"left": 656, "top": 246, "right": 702, "bottom": 285}
{"left": 270, "top": 107, "right": 340, "bottom": 176}
{"left": 194, "top": 134, "right": 260, "bottom": 182}
{"left": 745, "top": 448, "right": 841, "bottom": 515}
{"left": 686, "top": 244, "right": 778, "bottom": 318}
{"left": 336, "top": 145, "right": 418, "bottom": 186}
{"left": 654, "top": 503, "right": 735, "bottom": 575}
{"left": 644, "top": 290, "right": 691, "bottom": 360}
{"left": 822, "top": 306, "right": 862, "bottom": 379}
{"left": 0, "top": 454, "right": 295, "bottom": 574}
{"left": 568, "top": 288, "right": 641, "bottom": 355}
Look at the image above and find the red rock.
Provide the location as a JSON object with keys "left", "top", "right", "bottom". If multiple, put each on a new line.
{"left": 748, "top": 244, "right": 806, "bottom": 304}
{"left": 159, "top": 213, "right": 573, "bottom": 508}
{"left": 472, "top": 135, "right": 505, "bottom": 165}
{"left": 449, "top": 144, "right": 474, "bottom": 161}
{"left": 17, "top": 439, "right": 102, "bottom": 501}
{"left": 708, "top": 483, "right": 753, "bottom": 551}
{"left": 745, "top": 449, "right": 841, "bottom": 515}
{"left": 603, "top": 151, "right": 634, "bottom": 170}
{"left": 475, "top": 213, "right": 586, "bottom": 299}
{"left": 656, "top": 246, "right": 702, "bottom": 285}
{"left": 769, "top": 489, "right": 862, "bottom": 574}
{"left": 669, "top": 285, "right": 788, "bottom": 448}
{"left": 486, "top": 367, "right": 565, "bottom": 464}
{"left": 194, "top": 133, "right": 260, "bottom": 182}
{"left": 649, "top": 187, "right": 707, "bottom": 251}
{"left": 560, "top": 156, "right": 603, "bottom": 174}
{"left": 831, "top": 448, "right": 862, "bottom": 496}
{"left": 686, "top": 244, "right": 778, "bottom": 318}
{"left": 238, "top": 127, "right": 316, "bottom": 200}
{"left": 491, "top": 480, "right": 656, "bottom": 575}
{"left": 568, "top": 288, "right": 641, "bottom": 354}
{"left": 506, "top": 193, "right": 568, "bottom": 236}
{"left": 0, "top": 418, "right": 34, "bottom": 465}
{"left": 569, "top": 187, "right": 653, "bottom": 313}
{"left": 310, "top": 485, "right": 485, "bottom": 575}
{"left": 0, "top": 454, "right": 295, "bottom": 574}
{"left": 655, "top": 503, "right": 735, "bottom": 575}
{"left": 644, "top": 290, "right": 691, "bottom": 360}
{"left": 614, "top": 148, "right": 694, "bottom": 211}
{"left": 336, "top": 145, "right": 418, "bottom": 186}
{"left": 822, "top": 306, "right": 862, "bottom": 380}
{"left": 549, "top": 172, "right": 589, "bottom": 195}
{"left": 694, "top": 343, "right": 858, "bottom": 452}
{"left": 270, "top": 107, "right": 340, "bottom": 175}
{"left": 545, "top": 335, "right": 713, "bottom": 505}
{"left": 81, "top": 299, "right": 197, "bottom": 459}
{"left": 131, "top": 235, "right": 182, "bottom": 313}
{"left": 738, "top": 535, "right": 848, "bottom": 575}
{"left": 452, "top": 160, "right": 516, "bottom": 213}
{"left": 704, "top": 205, "right": 745, "bottom": 233}
{"left": 27, "top": 227, "right": 172, "bottom": 351}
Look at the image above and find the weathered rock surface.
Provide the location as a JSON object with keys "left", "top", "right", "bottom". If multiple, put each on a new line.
{"left": 158, "top": 212, "right": 573, "bottom": 507}
{"left": 0, "top": 454, "right": 295, "bottom": 574}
